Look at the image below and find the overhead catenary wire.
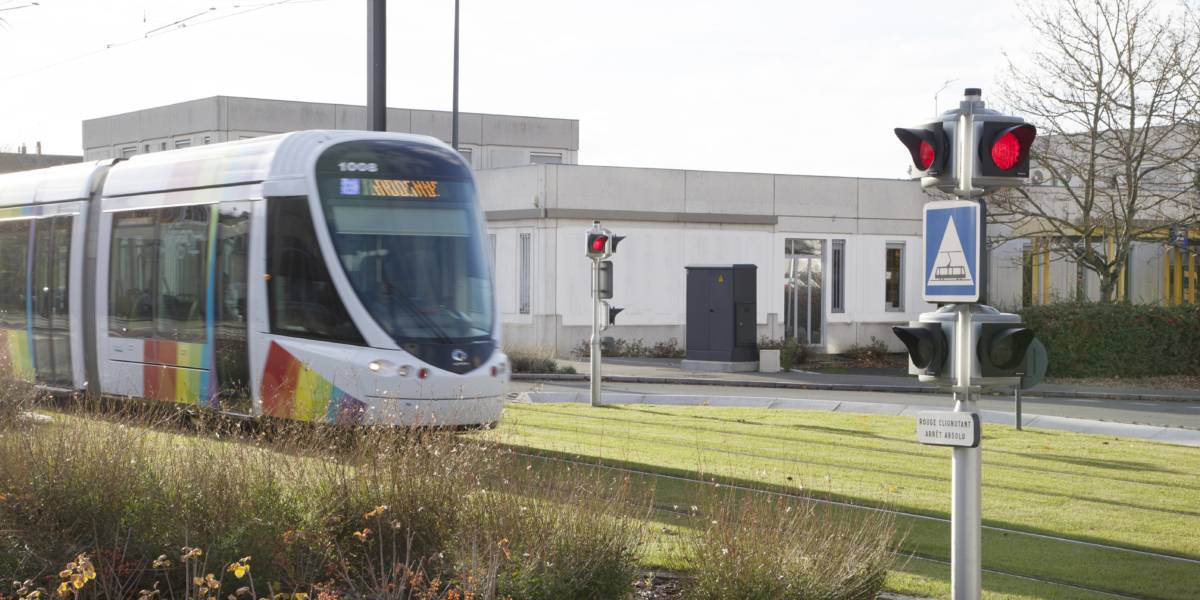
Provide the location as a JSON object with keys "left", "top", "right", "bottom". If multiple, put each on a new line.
{"left": 0, "top": 0, "right": 328, "bottom": 82}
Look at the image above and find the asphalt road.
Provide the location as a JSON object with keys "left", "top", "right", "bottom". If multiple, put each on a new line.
{"left": 508, "top": 380, "right": 1200, "bottom": 430}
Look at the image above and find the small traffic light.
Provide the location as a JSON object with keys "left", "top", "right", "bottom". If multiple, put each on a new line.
{"left": 978, "top": 123, "right": 1036, "bottom": 178}
{"left": 893, "top": 323, "right": 950, "bottom": 377}
{"left": 587, "top": 233, "right": 609, "bottom": 259}
{"left": 976, "top": 323, "right": 1036, "bottom": 377}
{"left": 895, "top": 122, "right": 950, "bottom": 178}
{"left": 607, "top": 305, "right": 624, "bottom": 326}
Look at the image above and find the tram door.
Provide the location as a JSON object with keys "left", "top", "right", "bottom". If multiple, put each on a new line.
{"left": 31, "top": 216, "right": 74, "bottom": 386}
{"left": 784, "top": 239, "right": 823, "bottom": 345}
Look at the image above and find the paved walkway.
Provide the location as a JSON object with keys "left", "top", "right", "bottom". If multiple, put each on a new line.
{"left": 521, "top": 357, "right": 1200, "bottom": 402}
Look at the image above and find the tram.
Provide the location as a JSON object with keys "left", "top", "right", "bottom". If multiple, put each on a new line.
{"left": 0, "top": 131, "right": 509, "bottom": 426}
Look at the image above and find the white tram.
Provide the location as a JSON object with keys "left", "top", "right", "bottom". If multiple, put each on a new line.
{"left": 0, "top": 131, "right": 509, "bottom": 426}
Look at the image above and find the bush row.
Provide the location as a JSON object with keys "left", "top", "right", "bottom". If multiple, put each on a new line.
{"left": 0, "top": 404, "right": 643, "bottom": 600}
{"left": 1019, "top": 303, "right": 1200, "bottom": 378}
{"left": 0, "top": 398, "right": 900, "bottom": 600}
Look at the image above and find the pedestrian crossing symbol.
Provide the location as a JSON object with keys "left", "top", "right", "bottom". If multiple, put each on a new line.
{"left": 923, "top": 200, "right": 980, "bottom": 302}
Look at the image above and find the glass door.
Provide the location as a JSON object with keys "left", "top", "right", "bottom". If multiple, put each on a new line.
{"left": 32, "top": 216, "right": 73, "bottom": 386}
{"left": 784, "top": 239, "right": 823, "bottom": 345}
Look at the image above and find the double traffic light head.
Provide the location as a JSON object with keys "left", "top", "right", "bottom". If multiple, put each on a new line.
{"left": 894, "top": 307, "right": 1039, "bottom": 386}
{"left": 895, "top": 88, "right": 1037, "bottom": 192}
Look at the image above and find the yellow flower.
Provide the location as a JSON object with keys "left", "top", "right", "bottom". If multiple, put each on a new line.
{"left": 228, "top": 561, "right": 249, "bottom": 579}
{"left": 71, "top": 576, "right": 85, "bottom": 590}
{"left": 293, "top": 593, "right": 309, "bottom": 600}
{"left": 57, "top": 582, "right": 69, "bottom": 597}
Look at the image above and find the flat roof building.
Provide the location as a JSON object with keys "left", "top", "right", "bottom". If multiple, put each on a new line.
{"left": 83, "top": 96, "right": 579, "bottom": 171}
{"left": 0, "top": 150, "right": 81, "bottom": 174}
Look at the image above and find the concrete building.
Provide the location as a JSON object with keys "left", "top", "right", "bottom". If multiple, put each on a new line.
{"left": 0, "top": 150, "right": 81, "bottom": 174}
{"left": 478, "top": 164, "right": 934, "bottom": 354}
{"left": 82, "top": 96, "right": 579, "bottom": 170}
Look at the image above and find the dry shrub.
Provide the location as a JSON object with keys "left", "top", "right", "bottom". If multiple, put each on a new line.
{"left": 0, "top": 404, "right": 646, "bottom": 600}
{"left": 463, "top": 463, "right": 650, "bottom": 600}
{"left": 681, "top": 491, "right": 898, "bottom": 600}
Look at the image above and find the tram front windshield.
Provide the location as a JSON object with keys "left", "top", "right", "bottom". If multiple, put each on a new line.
{"left": 318, "top": 173, "right": 493, "bottom": 343}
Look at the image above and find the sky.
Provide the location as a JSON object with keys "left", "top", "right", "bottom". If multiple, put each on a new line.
{"left": 0, "top": 0, "right": 1036, "bottom": 179}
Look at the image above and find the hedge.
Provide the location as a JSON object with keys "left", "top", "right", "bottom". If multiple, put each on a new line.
{"left": 1018, "top": 303, "right": 1200, "bottom": 378}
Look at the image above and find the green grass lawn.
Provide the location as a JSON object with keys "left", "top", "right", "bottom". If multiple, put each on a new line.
{"left": 479, "top": 402, "right": 1200, "bottom": 600}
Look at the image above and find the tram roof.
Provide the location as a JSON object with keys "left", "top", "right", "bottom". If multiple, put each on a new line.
{"left": 0, "top": 161, "right": 110, "bottom": 207}
{"left": 101, "top": 130, "right": 447, "bottom": 198}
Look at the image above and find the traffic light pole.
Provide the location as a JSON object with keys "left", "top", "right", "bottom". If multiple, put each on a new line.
{"left": 952, "top": 90, "right": 983, "bottom": 600}
{"left": 590, "top": 256, "right": 602, "bottom": 407}
{"left": 952, "top": 304, "right": 982, "bottom": 600}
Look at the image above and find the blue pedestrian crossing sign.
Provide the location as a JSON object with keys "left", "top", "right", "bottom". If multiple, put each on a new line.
{"left": 924, "top": 200, "right": 980, "bottom": 302}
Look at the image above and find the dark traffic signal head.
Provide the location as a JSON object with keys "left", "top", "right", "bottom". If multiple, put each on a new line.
{"left": 895, "top": 123, "right": 950, "bottom": 177}
{"left": 610, "top": 235, "right": 625, "bottom": 254}
{"left": 607, "top": 305, "right": 624, "bottom": 326}
{"left": 978, "top": 122, "right": 1036, "bottom": 178}
{"left": 892, "top": 323, "right": 949, "bottom": 377}
{"left": 587, "top": 233, "right": 609, "bottom": 258}
{"left": 977, "top": 323, "right": 1036, "bottom": 377}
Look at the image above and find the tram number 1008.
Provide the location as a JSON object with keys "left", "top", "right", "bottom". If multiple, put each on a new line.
{"left": 337, "top": 162, "right": 379, "bottom": 173}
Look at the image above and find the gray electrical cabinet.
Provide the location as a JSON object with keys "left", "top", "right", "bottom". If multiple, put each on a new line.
{"left": 684, "top": 265, "right": 758, "bottom": 366}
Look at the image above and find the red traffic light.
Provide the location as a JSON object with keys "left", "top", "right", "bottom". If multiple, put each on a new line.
{"left": 918, "top": 140, "right": 936, "bottom": 170}
{"left": 590, "top": 235, "right": 608, "bottom": 253}
{"left": 991, "top": 132, "right": 1021, "bottom": 170}
{"left": 895, "top": 124, "right": 949, "bottom": 176}
{"left": 979, "top": 123, "right": 1036, "bottom": 177}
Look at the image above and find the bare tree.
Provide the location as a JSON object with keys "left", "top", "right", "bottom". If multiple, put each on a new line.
{"left": 992, "top": 0, "right": 1200, "bottom": 302}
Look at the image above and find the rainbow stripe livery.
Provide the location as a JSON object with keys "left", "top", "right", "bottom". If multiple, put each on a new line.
{"left": 0, "top": 329, "right": 34, "bottom": 382}
{"left": 260, "top": 341, "right": 365, "bottom": 424}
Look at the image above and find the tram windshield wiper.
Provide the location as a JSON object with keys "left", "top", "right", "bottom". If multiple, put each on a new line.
{"left": 378, "top": 278, "right": 453, "bottom": 343}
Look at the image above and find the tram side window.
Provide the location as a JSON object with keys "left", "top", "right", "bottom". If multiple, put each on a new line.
{"left": 110, "top": 211, "right": 159, "bottom": 337}
{"left": 109, "top": 207, "right": 210, "bottom": 341}
{"left": 156, "top": 205, "right": 210, "bottom": 341}
{"left": 266, "top": 197, "right": 363, "bottom": 345}
{"left": 0, "top": 221, "right": 29, "bottom": 329}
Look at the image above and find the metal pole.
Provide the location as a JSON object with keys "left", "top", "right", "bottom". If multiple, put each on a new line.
{"left": 952, "top": 303, "right": 982, "bottom": 600}
{"left": 451, "top": 0, "right": 460, "bottom": 149}
{"left": 590, "top": 256, "right": 602, "bottom": 406}
{"left": 978, "top": 198, "right": 989, "bottom": 305}
{"left": 1014, "top": 386, "right": 1023, "bottom": 431}
{"left": 367, "top": 0, "right": 386, "bottom": 132}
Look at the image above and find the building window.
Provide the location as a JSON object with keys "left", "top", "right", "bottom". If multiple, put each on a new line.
{"left": 120, "top": 146, "right": 137, "bottom": 158}
{"left": 885, "top": 242, "right": 904, "bottom": 311}
{"left": 175, "top": 138, "right": 192, "bottom": 149}
{"left": 160, "top": 142, "right": 167, "bottom": 151}
{"left": 1021, "top": 243, "right": 1033, "bottom": 307}
{"left": 530, "top": 152, "right": 562, "bottom": 165}
{"left": 203, "top": 136, "right": 212, "bottom": 145}
{"left": 518, "top": 232, "right": 531, "bottom": 314}
{"left": 459, "top": 148, "right": 473, "bottom": 164}
{"left": 488, "top": 233, "right": 497, "bottom": 275}
{"left": 143, "top": 144, "right": 150, "bottom": 153}
{"left": 831, "top": 239, "right": 845, "bottom": 313}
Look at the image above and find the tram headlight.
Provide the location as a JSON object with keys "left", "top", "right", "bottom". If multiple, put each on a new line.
{"left": 368, "top": 360, "right": 400, "bottom": 375}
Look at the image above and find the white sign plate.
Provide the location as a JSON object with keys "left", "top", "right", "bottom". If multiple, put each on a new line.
{"left": 923, "top": 200, "right": 981, "bottom": 302}
{"left": 916, "top": 411, "right": 981, "bottom": 448}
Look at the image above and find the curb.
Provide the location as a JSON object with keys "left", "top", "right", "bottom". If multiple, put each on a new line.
{"left": 511, "top": 373, "right": 1200, "bottom": 403}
